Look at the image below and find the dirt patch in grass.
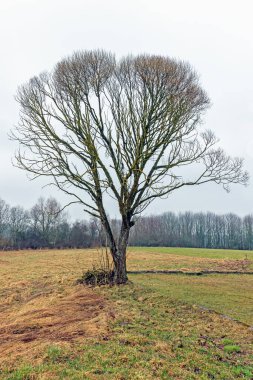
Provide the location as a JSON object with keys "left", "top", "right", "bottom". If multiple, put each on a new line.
{"left": 202, "top": 258, "right": 251, "bottom": 272}
{"left": 0, "top": 285, "right": 110, "bottom": 367}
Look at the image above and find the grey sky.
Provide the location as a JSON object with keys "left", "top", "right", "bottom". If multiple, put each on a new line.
{"left": 1, "top": 0, "right": 253, "bottom": 219}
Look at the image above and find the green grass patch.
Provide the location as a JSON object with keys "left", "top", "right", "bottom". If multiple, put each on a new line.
{"left": 129, "top": 246, "right": 253, "bottom": 260}
{"left": 130, "top": 273, "right": 253, "bottom": 325}
{"left": 224, "top": 345, "right": 241, "bottom": 353}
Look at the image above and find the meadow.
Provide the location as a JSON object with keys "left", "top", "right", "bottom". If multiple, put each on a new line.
{"left": 0, "top": 247, "right": 252, "bottom": 379}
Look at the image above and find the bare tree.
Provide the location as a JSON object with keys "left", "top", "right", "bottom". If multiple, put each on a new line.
{"left": 30, "top": 197, "right": 66, "bottom": 247}
{"left": 9, "top": 206, "right": 30, "bottom": 248}
{"left": 11, "top": 50, "right": 248, "bottom": 283}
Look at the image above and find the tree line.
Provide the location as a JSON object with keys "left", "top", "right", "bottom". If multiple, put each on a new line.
{"left": 128, "top": 212, "right": 253, "bottom": 250}
{"left": 1, "top": 196, "right": 252, "bottom": 250}
{"left": 0, "top": 197, "right": 101, "bottom": 249}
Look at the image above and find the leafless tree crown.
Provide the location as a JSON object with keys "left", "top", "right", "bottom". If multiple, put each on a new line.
{"left": 12, "top": 50, "right": 248, "bottom": 224}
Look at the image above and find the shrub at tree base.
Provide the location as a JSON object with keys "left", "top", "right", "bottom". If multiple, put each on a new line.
{"left": 78, "top": 269, "right": 115, "bottom": 286}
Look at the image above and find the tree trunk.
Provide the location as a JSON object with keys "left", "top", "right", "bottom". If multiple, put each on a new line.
{"left": 111, "top": 223, "right": 130, "bottom": 284}
{"left": 113, "top": 247, "right": 128, "bottom": 284}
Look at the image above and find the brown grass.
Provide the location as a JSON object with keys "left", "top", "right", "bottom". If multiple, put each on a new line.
{"left": 0, "top": 249, "right": 114, "bottom": 368}
{"left": 0, "top": 284, "right": 110, "bottom": 368}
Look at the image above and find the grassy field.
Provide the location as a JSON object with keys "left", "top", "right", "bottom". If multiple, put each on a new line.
{"left": 0, "top": 247, "right": 252, "bottom": 379}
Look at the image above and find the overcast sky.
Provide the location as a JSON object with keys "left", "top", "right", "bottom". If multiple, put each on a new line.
{"left": 0, "top": 0, "right": 253, "bottom": 219}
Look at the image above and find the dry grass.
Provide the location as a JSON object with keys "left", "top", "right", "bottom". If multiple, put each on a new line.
{"left": 0, "top": 249, "right": 112, "bottom": 368}
{"left": 0, "top": 285, "right": 109, "bottom": 367}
